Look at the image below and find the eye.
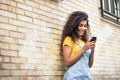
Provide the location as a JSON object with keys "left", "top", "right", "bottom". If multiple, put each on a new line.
{"left": 79, "top": 24, "right": 83, "bottom": 27}
{"left": 84, "top": 24, "right": 87, "bottom": 27}
{"left": 79, "top": 24, "right": 87, "bottom": 27}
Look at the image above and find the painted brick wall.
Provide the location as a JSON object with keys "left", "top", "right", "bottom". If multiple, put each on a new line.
{"left": 0, "top": 0, "right": 120, "bottom": 80}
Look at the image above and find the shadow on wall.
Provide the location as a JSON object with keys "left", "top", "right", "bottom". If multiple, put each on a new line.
{"left": 18, "top": 23, "right": 64, "bottom": 79}
{"left": 94, "top": 23, "right": 120, "bottom": 75}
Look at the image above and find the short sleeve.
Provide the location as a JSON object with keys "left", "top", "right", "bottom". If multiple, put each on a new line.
{"left": 62, "top": 36, "right": 73, "bottom": 48}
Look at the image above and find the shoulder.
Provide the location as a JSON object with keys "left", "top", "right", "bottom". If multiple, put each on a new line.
{"left": 63, "top": 36, "right": 74, "bottom": 47}
{"left": 65, "top": 36, "right": 72, "bottom": 40}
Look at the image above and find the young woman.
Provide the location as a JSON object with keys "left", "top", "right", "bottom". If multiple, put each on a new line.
{"left": 60, "top": 11, "right": 96, "bottom": 80}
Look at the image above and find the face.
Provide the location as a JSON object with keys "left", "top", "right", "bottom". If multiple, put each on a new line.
{"left": 77, "top": 20, "right": 87, "bottom": 37}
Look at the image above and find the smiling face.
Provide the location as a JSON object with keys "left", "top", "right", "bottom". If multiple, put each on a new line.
{"left": 77, "top": 20, "right": 87, "bottom": 38}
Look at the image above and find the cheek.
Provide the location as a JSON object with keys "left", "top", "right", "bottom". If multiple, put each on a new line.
{"left": 78, "top": 27, "right": 82, "bottom": 30}
{"left": 84, "top": 27, "right": 87, "bottom": 30}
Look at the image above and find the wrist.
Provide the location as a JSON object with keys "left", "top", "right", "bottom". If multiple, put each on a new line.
{"left": 91, "top": 48, "right": 95, "bottom": 53}
{"left": 80, "top": 48, "right": 85, "bottom": 53}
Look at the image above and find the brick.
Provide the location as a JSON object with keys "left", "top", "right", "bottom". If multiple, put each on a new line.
{"left": 52, "top": 76, "right": 63, "bottom": 80}
{"left": 27, "top": 58, "right": 39, "bottom": 64}
{"left": 24, "top": 11, "right": 32, "bottom": 17}
{"left": 11, "top": 57, "right": 27, "bottom": 63}
{"left": 18, "top": 64, "right": 25, "bottom": 69}
{"left": 8, "top": 6, "right": 16, "bottom": 13}
{"left": 11, "top": 70, "right": 28, "bottom": 76}
{"left": 10, "top": 31, "right": 25, "bottom": 39}
{"left": 1, "top": 77, "right": 19, "bottom": 80}
{"left": 52, "top": 10, "right": 64, "bottom": 17}
{"left": 1, "top": 50, "right": 18, "bottom": 56}
{"left": 0, "top": 42, "right": 9, "bottom": 49}
{"left": 40, "top": 15, "right": 53, "bottom": 22}
{"left": 33, "top": 19, "right": 42, "bottom": 26}
{"left": 0, "top": 0, "right": 16, "bottom": 6}
{"left": 20, "top": 76, "right": 28, "bottom": 80}
{"left": 40, "top": 5, "right": 52, "bottom": 12}
{"left": 0, "top": 10, "right": 16, "bottom": 19}
{"left": 51, "top": 29, "right": 61, "bottom": 34}
{"left": 26, "top": 77, "right": 36, "bottom": 80}
{"left": 14, "top": 0, "right": 24, "bottom": 3}
{"left": 52, "top": 65, "right": 64, "bottom": 71}
{"left": 20, "top": 76, "right": 36, "bottom": 80}
{"left": 25, "top": 23, "right": 40, "bottom": 30}
{"left": 36, "top": 77, "right": 44, "bottom": 80}
{"left": 20, "top": 45, "right": 41, "bottom": 53}
{"left": 33, "top": 8, "right": 46, "bottom": 15}
{"left": 46, "top": 12, "right": 58, "bottom": 19}
{"left": 18, "top": 27, "right": 33, "bottom": 33}
{"left": 0, "top": 70, "right": 10, "bottom": 76}
{"left": 0, "top": 3, "right": 8, "bottom": 10}
{"left": 25, "top": 11, "right": 39, "bottom": 19}
{"left": 17, "top": 3, "right": 32, "bottom": 11}
{"left": 36, "top": 64, "right": 51, "bottom": 70}
{"left": 32, "top": 0, "right": 45, "bottom": 5}
{"left": 45, "top": 1, "right": 56, "bottom": 9}
{"left": 0, "top": 23, "right": 17, "bottom": 31}
{"left": 16, "top": 8, "right": 24, "bottom": 15}
{"left": 37, "top": 31, "right": 50, "bottom": 38}
{"left": 3, "top": 56, "right": 10, "bottom": 62}
{"left": 31, "top": 13, "right": 39, "bottom": 19}
{"left": 17, "top": 15, "right": 32, "bottom": 22}
{"left": 18, "top": 37, "right": 40, "bottom": 45}
{"left": 10, "top": 44, "right": 20, "bottom": 50}
{"left": 40, "top": 26, "right": 51, "bottom": 33}
{"left": 9, "top": 19, "right": 25, "bottom": 27}
{"left": 43, "top": 71, "right": 64, "bottom": 75}
{"left": 28, "top": 70, "right": 42, "bottom": 75}
{"left": 36, "top": 42, "right": 59, "bottom": 50}
{"left": 0, "top": 56, "right": 3, "bottom": 62}
{"left": 0, "top": 29, "right": 9, "bottom": 36}
{"left": 1, "top": 63, "right": 18, "bottom": 69}
{"left": 0, "top": 36, "right": 17, "bottom": 44}
{"left": 19, "top": 63, "right": 35, "bottom": 69}
{"left": 0, "top": 16, "right": 9, "bottom": 23}
{"left": 19, "top": 51, "right": 36, "bottom": 58}
{"left": 25, "top": 0, "right": 39, "bottom": 8}
{"left": 58, "top": 6, "right": 68, "bottom": 14}
{"left": 41, "top": 37, "right": 60, "bottom": 44}
{"left": 42, "top": 71, "right": 55, "bottom": 75}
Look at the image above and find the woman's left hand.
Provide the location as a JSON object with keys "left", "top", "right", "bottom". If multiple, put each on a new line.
{"left": 90, "top": 41, "right": 96, "bottom": 52}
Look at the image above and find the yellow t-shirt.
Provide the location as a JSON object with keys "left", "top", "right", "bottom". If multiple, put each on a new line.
{"left": 63, "top": 36, "right": 85, "bottom": 56}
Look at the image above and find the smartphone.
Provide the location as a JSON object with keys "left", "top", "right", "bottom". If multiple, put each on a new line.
{"left": 90, "top": 37, "right": 97, "bottom": 42}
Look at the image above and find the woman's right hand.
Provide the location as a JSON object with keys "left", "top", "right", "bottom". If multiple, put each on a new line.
{"left": 82, "top": 41, "right": 95, "bottom": 52}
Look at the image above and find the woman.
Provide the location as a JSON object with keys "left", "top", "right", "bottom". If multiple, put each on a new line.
{"left": 60, "top": 11, "right": 96, "bottom": 80}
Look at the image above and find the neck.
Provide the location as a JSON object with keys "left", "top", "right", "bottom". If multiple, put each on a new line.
{"left": 77, "top": 35, "right": 82, "bottom": 39}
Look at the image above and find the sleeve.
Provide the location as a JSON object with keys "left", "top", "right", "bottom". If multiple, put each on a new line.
{"left": 62, "top": 36, "right": 73, "bottom": 48}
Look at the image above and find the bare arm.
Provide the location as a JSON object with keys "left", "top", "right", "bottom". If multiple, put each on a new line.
{"left": 63, "top": 45, "right": 85, "bottom": 67}
{"left": 89, "top": 42, "right": 96, "bottom": 68}
{"left": 89, "top": 48, "right": 94, "bottom": 68}
{"left": 63, "top": 41, "right": 94, "bottom": 67}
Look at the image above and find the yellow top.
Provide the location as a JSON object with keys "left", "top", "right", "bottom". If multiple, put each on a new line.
{"left": 63, "top": 36, "right": 85, "bottom": 56}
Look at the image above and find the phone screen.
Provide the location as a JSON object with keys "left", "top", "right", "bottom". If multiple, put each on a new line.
{"left": 90, "top": 37, "right": 97, "bottom": 42}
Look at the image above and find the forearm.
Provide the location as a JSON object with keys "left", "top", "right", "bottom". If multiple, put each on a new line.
{"left": 64, "top": 49, "right": 85, "bottom": 67}
{"left": 89, "top": 49, "right": 94, "bottom": 68}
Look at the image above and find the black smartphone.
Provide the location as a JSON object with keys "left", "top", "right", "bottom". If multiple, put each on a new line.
{"left": 90, "top": 37, "right": 97, "bottom": 42}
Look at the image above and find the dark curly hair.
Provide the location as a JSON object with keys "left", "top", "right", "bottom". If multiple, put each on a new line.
{"left": 60, "top": 11, "right": 91, "bottom": 55}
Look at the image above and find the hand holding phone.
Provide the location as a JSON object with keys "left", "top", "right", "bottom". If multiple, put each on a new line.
{"left": 90, "top": 37, "right": 97, "bottom": 42}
